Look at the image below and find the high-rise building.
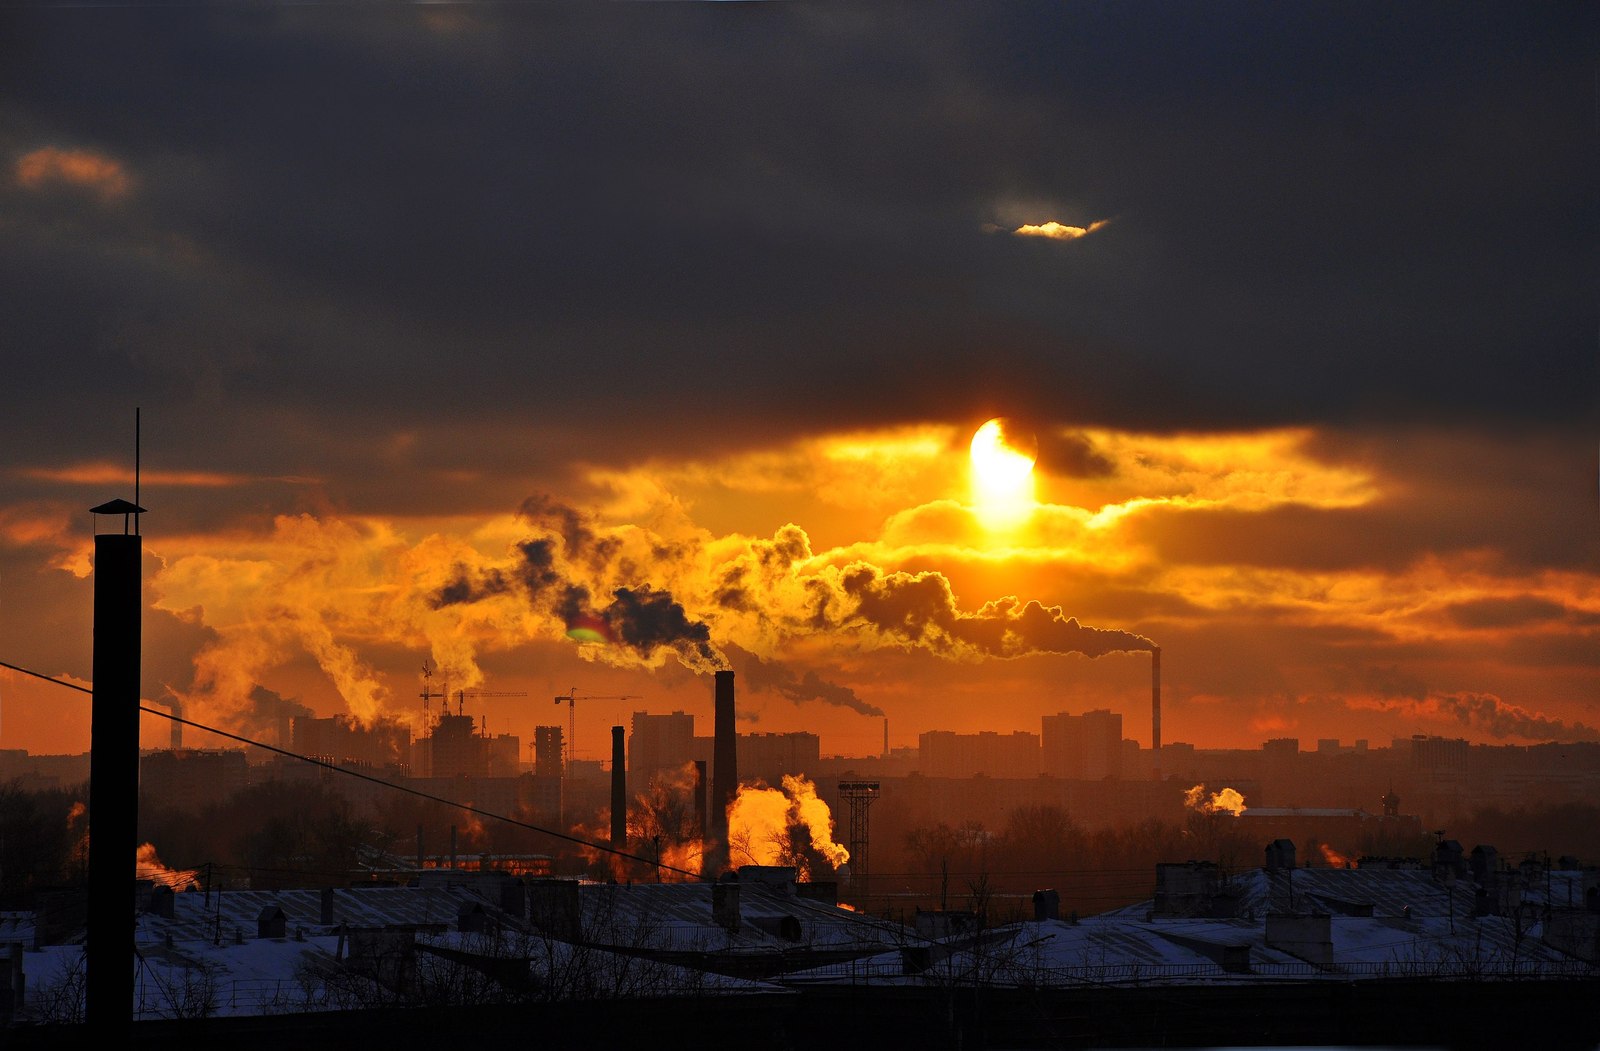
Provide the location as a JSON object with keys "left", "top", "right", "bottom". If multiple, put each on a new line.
{"left": 424, "top": 713, "right": 479, "bottom": 778}
{"left": 918, "top": 730, "right": 1040, "bottom": 778}
{"left": 534, "top": 725, "right": 564, "bottom": 777}
{"left": 1410, "top": 735, "right": 1469, "bottom": 776}
{"left": 628, "top": 710, "right": 696, "bottom": 785}
{"left": 486, "top": 733, "right": 521, "bottom": 778}
{"left": 738, "top": 731, "right": 820, "bottom": 786}
{"left": 292, "top": 715, "right": 411, "bottom": 771}
{"left": 140, "top": 748, "right": 249, "bottom": 810}
{"left": 1041, "top": 709, "right": 1123, "bottom": 780}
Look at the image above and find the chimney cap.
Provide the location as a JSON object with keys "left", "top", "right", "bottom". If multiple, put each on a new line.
{"left": 90, "top": 498, "right": 146, "bottom": 516}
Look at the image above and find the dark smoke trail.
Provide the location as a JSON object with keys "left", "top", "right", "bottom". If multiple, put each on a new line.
{"left": 1436, "top": 693, "right": 1600, "bottom": 743}
{"left": 837, "top": 564, "right": 1153, "bottom": 659}
{"left": 727, "top": 643, "right": 885, "bottom": 716}
{"left": 602, "top": 585, "right": 727, "bottom": 673}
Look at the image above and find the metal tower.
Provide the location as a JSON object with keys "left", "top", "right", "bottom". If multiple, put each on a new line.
{"left": 838, "top": 780, "right": 880, "bottom": 884}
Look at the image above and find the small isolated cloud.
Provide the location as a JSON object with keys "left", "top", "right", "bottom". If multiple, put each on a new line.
{"left": 1011, "top": 219, "right": 1110, "bottom": 241}
{"left": 14, "top": 146, "right": 131, "bottom": 201}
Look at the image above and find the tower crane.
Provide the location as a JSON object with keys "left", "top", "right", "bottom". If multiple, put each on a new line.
{"left": 420, "top": 662, "right": 447, "bottom": 727}
{"left": 451, "top": 688, "right": 529, "bottom": 716}
{"left": 553, "top": 688, "right": 641, "bottom": 772}
{"left": 452, "top": 688, "right": 530, "bottom": 738}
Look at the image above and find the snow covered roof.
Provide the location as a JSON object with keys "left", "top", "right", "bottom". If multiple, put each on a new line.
{"left": 569, "top": 877, "right": 911, "bottom": 958}
{"left": 785, "top": 865, "right": 1598, "bottom": 988}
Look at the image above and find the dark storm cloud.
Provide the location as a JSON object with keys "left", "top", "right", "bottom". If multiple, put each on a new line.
{"left": 2, "top": 2, "right": 1593, "bottom": 480}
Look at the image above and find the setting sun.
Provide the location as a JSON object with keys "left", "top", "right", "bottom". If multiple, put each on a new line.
{"left": 970, "top": 417, "right": 1038, "bottom": 528}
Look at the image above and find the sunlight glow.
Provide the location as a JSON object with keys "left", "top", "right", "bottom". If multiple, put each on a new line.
{"left": 970, "top": 418, "right": 1037, "bottom": 529}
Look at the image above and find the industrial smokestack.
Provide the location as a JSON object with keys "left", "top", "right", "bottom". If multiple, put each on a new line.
{"left": 883, "top": 717, "right": 889, "bottom": 759}
{"left": 693, "top": 760, "right": 708, "bottom": 840}
{"left": 712, "top": 671, "right": 737, "bottom": 844}
{"left": 168, "top": 696, "right": 183, "bottom": 751}
{"left": 88, "top": 496, "right": 143, "bottom": 1031}
{"left": 611, "top": 725, "right": 627, "bottom": 850}
{"left": 1151, "top": 647, "right": 1162, "bottom": 782}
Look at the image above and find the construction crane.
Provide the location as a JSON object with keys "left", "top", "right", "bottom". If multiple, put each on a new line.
{"left": 553, "top": 688, "right": 640, "bottom": 772}
{"left": 451, "top": 688, "right": 528, "bottom": 716}
{"left": 419, "top": 662, "right": 447, "bottom": 727}
{"left": 451, "top": 688, "right": 530, "bottom": 739}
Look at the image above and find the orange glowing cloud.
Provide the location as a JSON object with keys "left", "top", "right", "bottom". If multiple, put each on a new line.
{"left": 1012, "top": 219, "right": 1110, "bottom": 240}
{"left": 19, "top": 462, "right": 251, "bottom": 488}
{"left": 15, "top": 146, "right": 131, "bottom": 201}
{"left": 67, "top": 419, "right": 1587, "bottom": 752}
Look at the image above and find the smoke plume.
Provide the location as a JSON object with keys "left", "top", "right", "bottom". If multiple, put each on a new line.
{"left": 825, "top": 564, "right": 1153, "bottom": 659}
{"left": 153, "top": 493, "right": 1154, "bottom": 733}
{"left": 727, "top": 775, "right": 849, "bottom": 880}
{"left": 1184, "top": 784, "right": 1246, "bottom": 816}
{"left": 1435, "top": 692, "right": 1600, "bottom": 743}
{"left": 727, "top": 642, "right": 884, "bottom": 716}
{"left": 504, "top": 498, "right": 1150, "bottom": 675}
{"left": 136, "top": 842, "right": 199, "bottom": 891}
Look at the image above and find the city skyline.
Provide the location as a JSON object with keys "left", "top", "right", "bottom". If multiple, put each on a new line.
{"left": 2, "top": 6, "right": 1595, "bottom": 762}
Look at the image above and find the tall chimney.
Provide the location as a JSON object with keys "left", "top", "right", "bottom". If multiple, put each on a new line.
{"left": 693, "top": 760, "right": 708, "bottom": 840}
{"left": 1151, "top": 646, "right": 1162, "bottom": 782}
{"left": 883, "top": 717, "right": 889, "bottom": 759}
{"left": 168, "top": 696, "right": 183, "bottom": 751}
{"left": 610, "top": 725, "right": 627, "bottom": 850}
{"left": 88, "top": 496, "right": 143, "bottom": 1031}
{"left": 712, "top": 671, "right": 737, "bottom": 845}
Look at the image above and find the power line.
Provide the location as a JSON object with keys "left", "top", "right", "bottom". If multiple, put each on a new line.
{"left": 0, "top": 658, "right": 700, "bottom": 881}
{"left": 0, "top": 658, "right": 89, "bottom": 692}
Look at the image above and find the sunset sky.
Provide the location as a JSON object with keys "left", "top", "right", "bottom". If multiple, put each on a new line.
{"left": 2, "top": 5, "right": 1595, "bottom": 763}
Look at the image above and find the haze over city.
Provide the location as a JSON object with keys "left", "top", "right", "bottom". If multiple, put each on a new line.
{"left": 2, "top": 4, "right": 1595, "bottom": 769}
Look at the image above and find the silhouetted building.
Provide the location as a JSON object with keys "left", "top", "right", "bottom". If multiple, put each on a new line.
{"left": 523, "top": 773, "right": 563, "bottom": 823}
{"left": 739, "top": 731, "right": 821, "bottom": 786}
{"left": 487, "top": 732, "right": 520, "bottom": 778}
{"left": 140, "top": 748, "right": 249, "bottom": 810}
{"left": 1041, "top": 709, "right": 1123, "bottom": 780}
{"left": 293, "top": 715, "right": 411, "bottom": 771}
{"left": 629, "top": 710, "right": 696, "bottom": 785}
{"left": 918, "top": 730, "right": 1040, "bottom": 778}
{"left": 413, "top": 713, "right": 514, "bottom": 781}
{"left": 1410, "top": 735, "right": 1469, "bottom": 776}
{"left": 534, "top": 725, "right": 564, "bottom": 778}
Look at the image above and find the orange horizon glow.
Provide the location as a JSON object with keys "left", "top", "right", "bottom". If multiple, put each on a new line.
{"left": 0, "top": 420, "right": 1594, "bottom": 760}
